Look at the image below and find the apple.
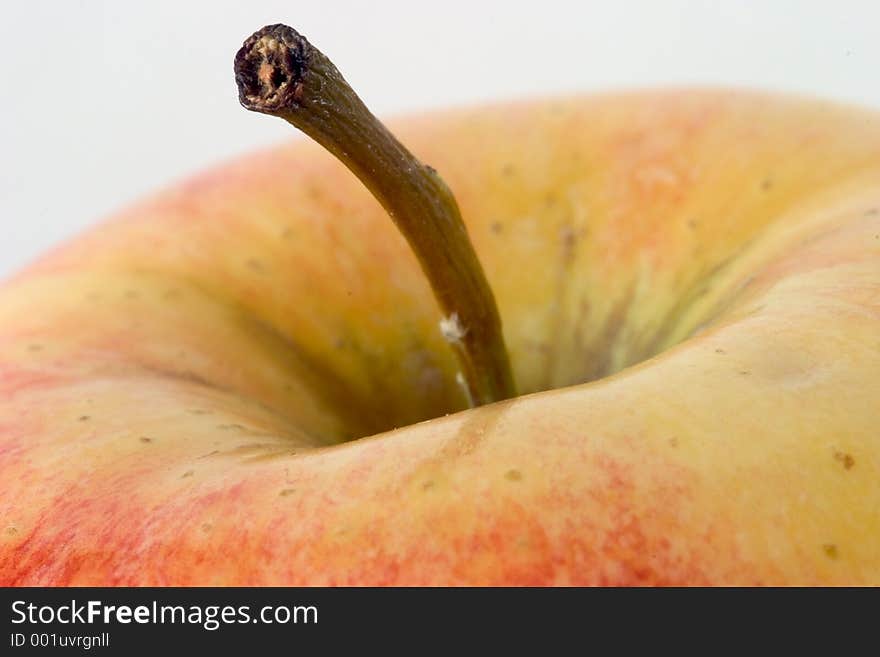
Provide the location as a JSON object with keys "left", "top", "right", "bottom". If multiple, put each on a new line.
{"left": 1, "top": 26, "right": 879, "bottom": 585}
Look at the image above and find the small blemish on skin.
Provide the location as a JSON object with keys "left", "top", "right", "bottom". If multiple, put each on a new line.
{"left": 139, "top": 436, "right": 153, "bottom": 444}
{"left": 559, "top": 224, "right": 578, "bottom": 252}
{"left": 668, "top": 437, "right": 679, "bottom": 448}
{"left": 27, "top": 344, "right": 43, "bottom": 352}
{"left": 217, "top": 423, "right": 246, "bottom": 431}
{"left": 279, "top": 488, "right": 296, "bottom": 497}
{"left": 124, "top": 289, "right": 139, "bottom": 300}
{"left": 421, "top": 480, "right": 435, "bottom": 491}
{"left": 739, "top": 370, "right": 751, "bottom": 376}
{"left": 188, "top": 409, "right": 210, "bottom": 415}
{"left": 822, "top": 544, "right": 839, "bottom": 559}
{"left": 760, "top": 178, "right": 773, "bottom": 191}
{"left": 181, "top": 470, "right": 195, "bottom": 478}
{"left": 4, "top": 526, "right": 17, "bottom": 536}
{"left": 505, "top": 469, "right": 523, "bottom": 482}
{"left": 865, "top": 207, "right": 878, "bottom": 216}
{"left": 501, "top": 163, "right": 516, "bottom": 177}
{"left": 833, "top": 451, "right": 855, "bottom": 470}
{"left": 246, "top": 258, "right": 265, "bottom": 273}
{"left": 78, "top": 415, "right": 90, "bottom": 422}
{"left": 490, "top": 221, "right": 504, "bottom": 234}
{"left": 201, "top": 522, "right": 212, "bottom": 532}
{"left": 714, "top": 348, "right": 726, "bottom": 354}
{"left": 687, "top": 218, "right": 699, "bottom": 230}
{"left": 281, "top": 226, "right": 294, "bottom": 239}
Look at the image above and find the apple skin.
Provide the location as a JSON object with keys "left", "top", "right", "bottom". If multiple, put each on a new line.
{"left": 1, "top": 89, "right": 879, "bottom": 585}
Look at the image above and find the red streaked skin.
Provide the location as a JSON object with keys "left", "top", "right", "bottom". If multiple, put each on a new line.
{"left": 1, "top": 90, "right": 880, "bottom": 584}
{"left": 0, "top": 376, "right": 735, "bottom": 586}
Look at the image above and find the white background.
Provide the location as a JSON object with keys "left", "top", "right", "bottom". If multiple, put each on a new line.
{"left": 2, "top": 0, "right": 879, "bottom": 278}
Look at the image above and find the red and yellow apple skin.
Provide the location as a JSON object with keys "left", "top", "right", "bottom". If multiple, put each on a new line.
{"left": 1, "top": 90, "right": 879, "bottom": 585}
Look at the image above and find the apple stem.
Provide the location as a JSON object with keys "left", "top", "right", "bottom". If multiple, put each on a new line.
{"left": 234, "top": 24, "right": 516, "bottom": 406}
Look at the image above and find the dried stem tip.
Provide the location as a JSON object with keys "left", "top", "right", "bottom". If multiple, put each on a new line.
{"left": 235, "top": 24, "right": 311, "bottom": 112}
